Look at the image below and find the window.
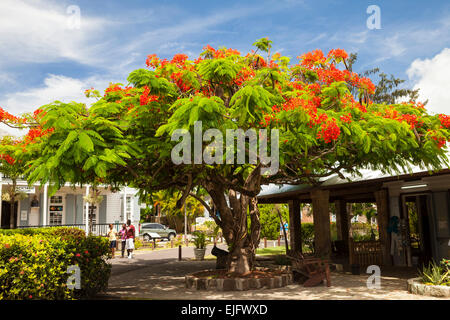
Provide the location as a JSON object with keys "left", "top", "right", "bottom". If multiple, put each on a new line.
{"left": 83, "top": 203, "right": 98, "bottom": 225}
{"left": 50, "top": 196, "right": 63, "bottom": 204}
{"left": 49, "top": 195, "right": 63, "bottom": 226}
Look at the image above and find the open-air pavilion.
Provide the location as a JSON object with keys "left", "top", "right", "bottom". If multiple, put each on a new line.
{"left": 258, "top": 167, "right": 450, "bottom": 269}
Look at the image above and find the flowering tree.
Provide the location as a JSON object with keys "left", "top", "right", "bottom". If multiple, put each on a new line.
{"left": 15, "top": 39, "right": 450, "bottom": 273}
{"left": 0, "top": 109, "right": 51, "bottom": 228}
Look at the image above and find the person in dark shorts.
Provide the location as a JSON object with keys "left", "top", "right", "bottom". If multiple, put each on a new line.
{"left": 107, "top": 224, "right": 117, "bottom": 258}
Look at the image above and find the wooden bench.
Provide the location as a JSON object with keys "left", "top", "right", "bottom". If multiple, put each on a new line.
{"left": 287, "top": 253, "right": 331, "bottom": 287}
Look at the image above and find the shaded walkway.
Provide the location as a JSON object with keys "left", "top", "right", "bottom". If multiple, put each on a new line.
{"left": 99, "top": 248, "right": 448, "bottom": 300}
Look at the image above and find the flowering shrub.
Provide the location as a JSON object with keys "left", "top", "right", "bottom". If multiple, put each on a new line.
{"left": 0, "top": 227, "right": 111, "bottom": 300}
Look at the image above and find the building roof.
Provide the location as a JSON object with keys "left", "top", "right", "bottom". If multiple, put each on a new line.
{"left": 258, "top": 163, "right": 450, "bottom": 201}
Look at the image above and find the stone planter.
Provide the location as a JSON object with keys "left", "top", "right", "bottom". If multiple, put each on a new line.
{"left": 407, "top": 277, "right": 450, "bottom": 298}
{"left": 194, "top": 248, "right": 206, "bottom": 261}
{"left": 185, "top": 269, "right": 293, "bottom": 291}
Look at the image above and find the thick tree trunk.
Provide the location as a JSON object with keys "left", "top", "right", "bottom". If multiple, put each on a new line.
{"left": 204, "top": 167, "right": 261, "bottom": 274}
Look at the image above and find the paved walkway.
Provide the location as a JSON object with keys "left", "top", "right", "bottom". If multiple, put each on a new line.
{"left": 100, "top": 246, "right": 448, "bottom": 300}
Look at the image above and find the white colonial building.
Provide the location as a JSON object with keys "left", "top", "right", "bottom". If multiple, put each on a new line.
{"left": 0, "top": 174, "right": 142, "bottom": 234}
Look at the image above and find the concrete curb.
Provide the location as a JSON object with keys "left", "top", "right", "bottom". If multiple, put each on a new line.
{"left": 185, "top": 270, "right": 293, "bottom": 291}
{"left": 407, "top": 277, "right": 450, "bottom": 297}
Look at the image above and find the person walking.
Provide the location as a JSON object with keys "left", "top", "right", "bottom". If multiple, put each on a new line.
{"left": 118, "top": 223, "right": 127, "bottom": 258}
{"left": 126, "top": 219, "right": 136, "bottom": 259}
{"left": 107, "top": 224, "right": 117, "bottom": 259}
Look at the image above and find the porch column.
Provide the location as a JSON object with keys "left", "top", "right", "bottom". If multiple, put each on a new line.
{"left": 43, "top": 183, "right": 48, "bottom": 226}
{"left": 123, "top": 188, "right": 127, "bottom": 223}
{"left": 335, "top": 199, "right": 349, "bottom": 253}
{"left": 375, "top": 189, "right": 392, "bottom": 266}
{"left": 288, "top": 199, "right": 302, "bottom": 254}
{"left": 0, "top": 181, "right": 3, "bottom": 225}
{"left": 85, "top": 185, "right": 90, "bottom": 235}
{"left": 311, "top": 189, "right": 331, "bottom": 258}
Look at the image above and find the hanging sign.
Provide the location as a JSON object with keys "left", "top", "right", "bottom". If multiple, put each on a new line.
{"left": 15, "top": 186, "right": 35, "bottom": 194}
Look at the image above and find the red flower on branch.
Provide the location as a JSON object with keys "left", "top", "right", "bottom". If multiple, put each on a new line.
{"left": 317, "top": 119, "right": 341, "bottom": 143}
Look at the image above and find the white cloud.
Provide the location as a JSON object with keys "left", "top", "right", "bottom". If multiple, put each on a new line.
{"left": 0, "top": 73, "right": 115, "bottom": 135}
{"left": 0, "top": 73, "right": 15, "bottom": 85}
{"left": 0, "top": 0, "right": 110, "bottom": 66}
{"left": 407, "top": 48, "right": 450, "bottom": 115}
{"left": 0, "top": 73, "right": 118, "bottom": 138}
{"left": 0, "top": 74, "right": 112, "bottom": 114}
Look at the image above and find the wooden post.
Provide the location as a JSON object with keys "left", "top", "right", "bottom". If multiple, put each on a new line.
{"left": 288, "top": 199, "right": 302, "bottom": 254}
{"left": 335, "top": 199, "right": 350, "bottom": 254}
{"left": 349, "top": 238, "right": 354, "bottom": 265}
{"left": 171, "top": 240, "right": 174, "bottom": 248}
{"left": 153, "top": 239, "right": 156, "bottom": 250}
{"left": 375, "top": 189, "right": 392, "bottom": 266}
{"left": 311, "top": 190, "right": 331, "bottom": 258}
{"left": 264, "top": 237, "right": 267, "bottom": 248}
{"left": 178, "top": 245, "right": 182, "bottom": 261}
{"left": 277, "top": 236, "right": 281, "bottom": 247}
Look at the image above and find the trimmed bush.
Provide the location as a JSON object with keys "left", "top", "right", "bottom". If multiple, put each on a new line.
{"left": 0, "top": 227, "right": 111, "bottom": 300}
{"left": 301, "top": 223, "right": 315, "bottom": 252}
{"left": 134, "top": 238, "right": 143, "bottom": 250}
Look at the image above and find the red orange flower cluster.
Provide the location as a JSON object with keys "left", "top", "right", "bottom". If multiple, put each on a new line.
{"left": 299, "top": 49, "right": 326, "bottom": 67}
{"left": 383, "top": 109, "right": 422, "bottom": 129}
{"left": 203, "top": 45, "right": 241, "bottom": 59}
{"left": 104, "top": 84, "right": 133, "bottom": 96}
{"left": 146, "top": 54, "right": 160, "bottom": 69}
{"left": 234, "top": 67, "right": 255, "bottom": 86}
{"left": 340, "top": 113, "right": 352, "bottom": 123}
{"left": 358, "top": 77, "right": 376, "bottom": 95}
{"left": 327, "top": 49, "right": 349, "bottom": 61}
{"left": 171, "top": 54, "right": 188, "bottom": 67}
{"left": 139, "top": 86, "right": 158, "bottom": 105}
{"left": 317, "top": 119, "right": 341, "bottom": 143}
{"left": 0, "top": 107, "right": 26, "bottom": 124}
{"left": 398, "top": 114, "right": 419, "bottom": 129}
{"left": 297, "top": 49, "right": 376, "bottom": 95}
{"left": 170, "top": 72, "right": 191, "bottom": 92}
{"left": 0, "top": 153, "right": 15, "bottom": 165}
{"left": 438, "top": 114, "right": 450, "bottom": 128}
{"left": 430, "top": 134, "right": 447, "bottom": 149}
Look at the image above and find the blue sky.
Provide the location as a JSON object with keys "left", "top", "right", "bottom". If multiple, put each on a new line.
{"left": 0, "top": 0, "right": 449, "bottom": 134}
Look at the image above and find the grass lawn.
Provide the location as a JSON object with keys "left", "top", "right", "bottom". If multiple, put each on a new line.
{"left": 256, "top": 246, "right": 287, "bottom": 256}
{"left": 189, "top": 246, "right": 289, "bottom": 261}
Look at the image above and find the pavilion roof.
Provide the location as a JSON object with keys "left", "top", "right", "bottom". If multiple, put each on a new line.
{"left": 258, "top": 162, "right": 450, "bottom": 199}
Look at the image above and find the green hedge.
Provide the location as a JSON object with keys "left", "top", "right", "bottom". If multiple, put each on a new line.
{"left": 0, "top": 227, "right": 111, "bottom": 300}
{"left": 300, "top": 223, "right": 315, "bottom": 252}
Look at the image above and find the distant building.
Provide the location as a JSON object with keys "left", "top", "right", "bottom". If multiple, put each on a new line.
{"left": 0, "top": 174, "right": 141, "bottom": 234}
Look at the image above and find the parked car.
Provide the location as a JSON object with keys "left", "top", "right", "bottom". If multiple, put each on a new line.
{"left": 140, "top": 223, "right": 176, "bottom": 241}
